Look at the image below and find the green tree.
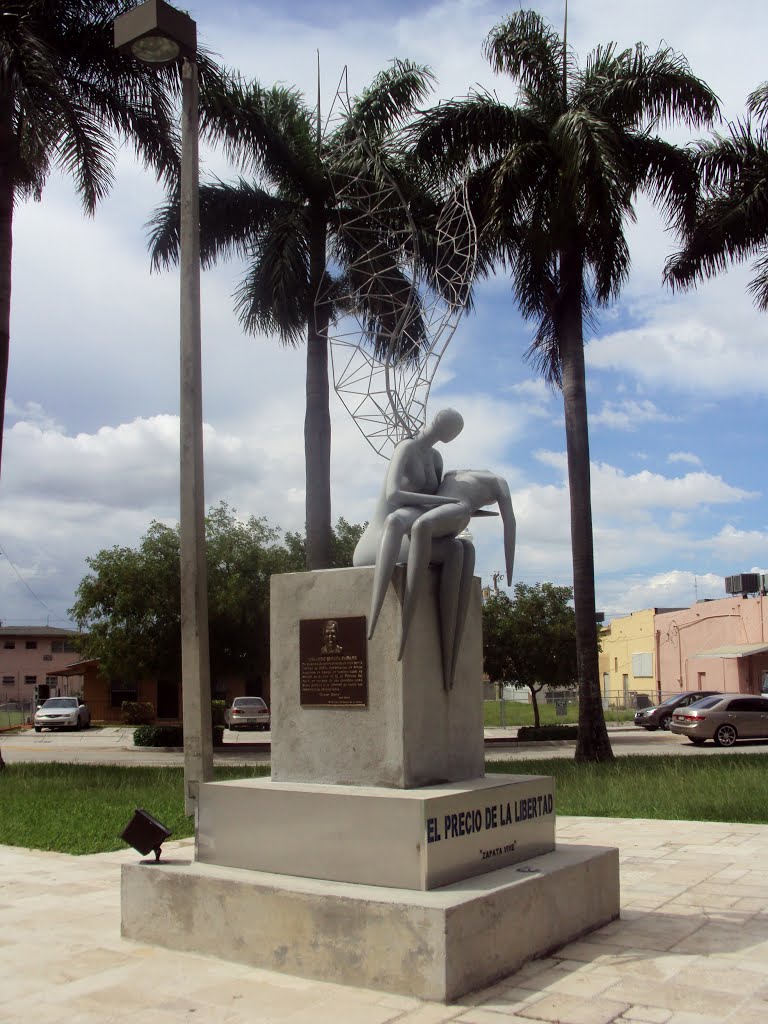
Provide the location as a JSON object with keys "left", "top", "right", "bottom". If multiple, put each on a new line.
{"left": 283, "top": 517, "right": 366, "bottom": 570}
{"left": 666, "top": 83, "right": 768, "bottom": 307}
{"left": 69, "top": 504, "right": 362, "bottom": 685}
{"left": 483, "top": 584, "right": 577, "bottom": 728}
{"left": 412, "top": 11, "right": 719, "bottom": 761}
{"left": 0, "top": 0, "right": 205, "bottom": 478}
{"left": 149, "top": 62, "right": 435, "bottom": 570}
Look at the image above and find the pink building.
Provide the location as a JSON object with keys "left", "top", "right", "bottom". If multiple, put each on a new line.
{"left": 0, "top": 626, "right": 81, "bottom": 702}
{"left": 656, "top": 596, "right": 768, "bottom": 697}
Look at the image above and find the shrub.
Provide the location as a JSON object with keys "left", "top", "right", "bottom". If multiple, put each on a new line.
{"left": 211, "top": 700, "right": 226, "bottom": 727}
{"left": 133, "top": 723, "right": 226, "bottom": 748}
{"left": 134, "top": 725, "right": 183, "bottom": 747}
{"left": 120, "top": 701, "right": 155, "bottom": 725}
{"left": 518, "top": 724, "right": 579, "bottom": 741}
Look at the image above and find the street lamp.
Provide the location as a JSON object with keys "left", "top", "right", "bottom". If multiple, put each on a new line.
{"left": 115, "top": 0, "right": 212, "bottom": 816}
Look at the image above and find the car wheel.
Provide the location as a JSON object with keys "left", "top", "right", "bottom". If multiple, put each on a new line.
{"left": 689, "top": 738, "right": 706, "bottom": 746}
{"left": 714, "top": 724, "right": 737, "bottom": 747}
{"left": 660, "top": 716, "right": 672, "bottom": 731}
{"left": 34, "top": 726, "right": 41, "bottom": 733}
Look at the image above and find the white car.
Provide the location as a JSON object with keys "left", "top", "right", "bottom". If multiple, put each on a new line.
{"left": 225, "top": 696, "right": 270, "bottom": 731}
{"left": 34, "top": 697, "right": 91, "bottom": 732}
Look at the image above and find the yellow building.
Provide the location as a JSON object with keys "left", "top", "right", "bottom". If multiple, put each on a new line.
{"left": 599, "top": 608, "right": 680, "bottom": 707}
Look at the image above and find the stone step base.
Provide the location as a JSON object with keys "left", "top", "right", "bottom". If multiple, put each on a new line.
{"left": 121, "top": 843, "right": 619, "bottom": 1002}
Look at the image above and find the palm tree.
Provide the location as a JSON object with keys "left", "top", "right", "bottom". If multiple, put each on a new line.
{"left": 0, "top": 0, "right": 203, "bottom": 478}
{"left": 666, "top": 83, "right": 768, "bottom": 307}
{"left": 411, "top": 10, "right": 719, "bottom": 761}
{"left": 148, "top": 61, "right": 437, "bottom": 569}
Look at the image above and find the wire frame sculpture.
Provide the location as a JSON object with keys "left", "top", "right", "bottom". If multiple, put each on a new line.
{"left": 318, "top": 82, "right": 477, "bottom": 458}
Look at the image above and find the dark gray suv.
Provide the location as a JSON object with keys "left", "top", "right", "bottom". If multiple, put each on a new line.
{"left": 633, "top": 691, "right": 722, "bottom": 731}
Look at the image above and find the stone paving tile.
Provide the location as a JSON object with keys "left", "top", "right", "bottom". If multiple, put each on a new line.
{"left": 602, "top": 979, "right": 745, "bottom": 1019}
{"left": 617, "top": 1007, "right": 672, "bottom": 1023}
{"left": 396, "top": 1003, "right": 465, "bottom": 1022}
{"left": 511, "top": 992, "right": 631, "bottom": 1023}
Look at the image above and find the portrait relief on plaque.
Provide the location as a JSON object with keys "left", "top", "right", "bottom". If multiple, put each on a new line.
{"left": 299, "top": 616, "right": 368, "bottom": 707}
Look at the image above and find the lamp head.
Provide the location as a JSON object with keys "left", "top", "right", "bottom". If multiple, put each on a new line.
{"left": 114, "top": 0, "right": 196, "bottom": 66}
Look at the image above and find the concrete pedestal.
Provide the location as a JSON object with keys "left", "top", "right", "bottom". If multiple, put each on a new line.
{"left": 270, "top": 566, "right": 484, "bottom": 788}
{"left": 122, "top": 567, "right": 620, "bottom": 1001}
{"left": 197, "top": 774, "right": 556, "bottom": 890}
{"left": 122, "top": 844, "right": 620, "bottom": 1002}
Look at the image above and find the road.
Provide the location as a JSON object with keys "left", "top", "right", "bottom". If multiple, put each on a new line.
{"left": 2, "top": 725, "right": 768, "bottom": 766}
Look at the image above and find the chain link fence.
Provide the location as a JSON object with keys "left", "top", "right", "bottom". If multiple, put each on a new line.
{"left": 0, "top": 701, "right": 33, "bottom": 731}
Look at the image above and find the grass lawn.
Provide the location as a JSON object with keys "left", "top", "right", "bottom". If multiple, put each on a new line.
{"left": 487, "top": 754, "right": 768, "bottom": 824}
{"left": 0, "top": 763, "right": 270, "bottom": 856}
{"left": 1, "top": 755, "right": 767, "bottom": 855}
{"left": 483, "top": 701, "right": 636, "bottom": 727}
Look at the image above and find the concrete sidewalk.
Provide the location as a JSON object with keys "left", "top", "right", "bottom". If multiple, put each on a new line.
{"left": 2, "top": 817, "right": 767, "bottom": 1024}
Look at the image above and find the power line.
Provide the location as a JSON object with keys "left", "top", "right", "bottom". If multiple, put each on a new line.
{"left": 0, "top": 542, "right": 60, "bottom": 619}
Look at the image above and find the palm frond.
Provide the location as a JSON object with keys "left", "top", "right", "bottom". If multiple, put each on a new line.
{"left": 483, "top": 11, "right": 565, "bottom": 104}
{"left": 666, "top": 120, "right": 768, "bottom": 299}
{"left": 410, "top": 93, "right": 540, "bottom": 177}
{"left": 577, "top": 42, "right": 720, "bottom": 132}
{"left": 235, "top": 206, "right": 311, "bottom": 343}
{"left": 747, "top": 82, "right": 768, "bottom": 125}
{"left": 200, "top": 72, "right": 326, "bottom": 201}
{"left": 148, "top": 178, "right": 290, "bottom": 271}
{"left": 341, "top": 59, "right": 435, "bottom": 139}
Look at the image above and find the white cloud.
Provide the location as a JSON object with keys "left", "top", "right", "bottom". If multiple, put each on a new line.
{"left": 591, "top": 398, "right": 674, "bottom": 431}
{"left": 668, "top": 451, "right": 702, "bottom": 466}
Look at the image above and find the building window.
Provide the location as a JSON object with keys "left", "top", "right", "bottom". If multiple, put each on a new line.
{"left": 3, "top": 641, "right": 15, "bottom": 649}
{"left": 45, "top": 675, "right": 59, "bottom": 686}
{"left": 25, "top": 640, "right": 37, "bottom": 650}
{"left": 51, "top": 640, "right": 76, "bottom": 653}
{"left": 2, "top": 676, "right": 14, "bottom": 686}
{"left": 110, "top": 680, "right": 138, "bottom": 709}
{"left": 24, "top": 675, "right": 37, "bottom": 685}
{"left": 631, "top": 653, "right": 653, "bottom": 678}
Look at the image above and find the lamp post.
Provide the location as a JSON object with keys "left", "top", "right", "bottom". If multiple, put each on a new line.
{"left": 115, "top": 0, "right": 212, "bottom": 816}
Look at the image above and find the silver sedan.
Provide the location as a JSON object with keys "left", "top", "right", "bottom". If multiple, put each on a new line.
{"left": 34, "top": 697, "right": 91, "bottom": 732}
{"left": 670, "top": 694, "right": 768, "bottom": 746}
{"left": 225, "top": 696, "right": 270, "bottom": 731}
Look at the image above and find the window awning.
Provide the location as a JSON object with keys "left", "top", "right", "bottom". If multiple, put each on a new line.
{"left": 695, "top": 643, "right": 768, "bottom": 659}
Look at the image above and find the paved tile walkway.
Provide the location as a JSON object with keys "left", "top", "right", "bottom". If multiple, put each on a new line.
{"left": 2, "top": 817, "right": 767, "bottom": 1023}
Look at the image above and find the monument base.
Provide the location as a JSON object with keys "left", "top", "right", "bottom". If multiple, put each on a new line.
{"left": 121, "top": 844, "right": 619, "bottom": 1002}
{"left": 197, "top": 773, "right": 556, "bottom": 890}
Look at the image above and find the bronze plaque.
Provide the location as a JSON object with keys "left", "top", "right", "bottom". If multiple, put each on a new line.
{"left": 299, "top": 616, "right": 368, "bottom": 707}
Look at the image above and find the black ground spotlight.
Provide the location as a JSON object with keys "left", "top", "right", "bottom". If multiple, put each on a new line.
{"left": 121, "top": 807, "right": 172, "bottom": 862}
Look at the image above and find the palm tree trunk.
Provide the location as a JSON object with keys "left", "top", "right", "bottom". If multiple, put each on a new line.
{"left": 304, "top": 209, "right": 332, "bottom": 570}
{"left": 558, "top": 273, "right": 613, "bottom": 763}
{"left": 0, "top": 93, "right": 14, "bottom": 481}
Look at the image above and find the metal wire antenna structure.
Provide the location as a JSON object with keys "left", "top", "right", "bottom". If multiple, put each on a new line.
{"left": 318, "top": 76, "right": 477, "bottom": 458}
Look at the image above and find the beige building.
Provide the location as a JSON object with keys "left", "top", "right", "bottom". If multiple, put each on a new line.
{"left": 0, "top": 626, "right": 80, "bottom": 701}
{"left": 599, "top": 608, "right": 683, "bottom": 706}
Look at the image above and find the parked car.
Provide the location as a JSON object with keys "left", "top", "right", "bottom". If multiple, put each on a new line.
{"left": 34, "top": 696, "right": 91, "bottom": 732}
{"left": 670, "top": 694, "right": 768, "bottom": 746}
{"left": 225, "top": 696, "right": 270, "bottom": 731}
{"left": 633, "top": 691, "right": 722, "bottom": 731}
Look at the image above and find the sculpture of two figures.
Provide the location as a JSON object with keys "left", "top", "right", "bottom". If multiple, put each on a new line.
{"left": 353, "top": 409, "right": 515, "bottom": 689}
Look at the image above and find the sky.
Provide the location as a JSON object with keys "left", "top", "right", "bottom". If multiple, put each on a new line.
{"left": 2, "top": 0, "right": 768, "bottom": 630}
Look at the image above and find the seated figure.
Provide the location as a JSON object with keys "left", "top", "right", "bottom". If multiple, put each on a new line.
{"left": 354, "top": 408, "right": 515, "bottom": 689}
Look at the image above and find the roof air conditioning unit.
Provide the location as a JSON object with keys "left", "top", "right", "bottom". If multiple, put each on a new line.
{"left": 725, "top": 573, "right": 760, "bottom": 595}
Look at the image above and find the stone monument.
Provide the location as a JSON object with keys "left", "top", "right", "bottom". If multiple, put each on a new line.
{"left": 121, "top": 409, "right": 619, "bottom": 1002}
